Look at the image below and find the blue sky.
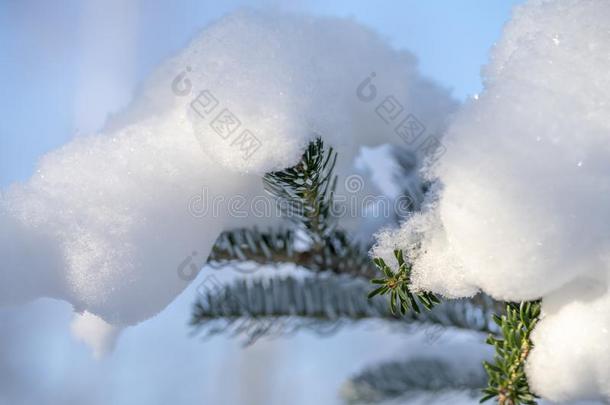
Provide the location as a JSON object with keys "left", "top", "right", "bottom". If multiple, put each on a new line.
{"left": 0, "top": 1, "right": 522, "bottom": 404}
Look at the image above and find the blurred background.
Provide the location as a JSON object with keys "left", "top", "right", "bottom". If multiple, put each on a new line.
{"left": 0, "top": 1, "right": 522, "bottom": 404}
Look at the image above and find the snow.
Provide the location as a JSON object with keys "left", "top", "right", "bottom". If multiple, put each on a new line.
{"left": 373, "top": 0, "right": 610, "bottom": 401}
{"left": 527, "top": 280, "right": 610, "bottom": 402}
{"left": 70, "top": 311, "right": 121, "bottom": 359}
{"left": 0, "top": 9, "right": 455, "bottom": 354}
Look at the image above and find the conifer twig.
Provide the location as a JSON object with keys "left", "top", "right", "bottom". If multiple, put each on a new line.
{"left": 481, "top": 301, "right": 541, "bottom": 405}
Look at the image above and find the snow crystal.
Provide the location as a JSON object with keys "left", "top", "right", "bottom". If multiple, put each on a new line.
{"left": 0, "top": 10, "right": 455, "bottom": 354}
{"left": 373, "top": 0, "right": 610, "bottom": 400}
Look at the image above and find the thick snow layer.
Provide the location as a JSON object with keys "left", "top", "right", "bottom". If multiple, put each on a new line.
{"left": 527, "top": 280, "right": 610, "bottom": 402}
{"left": 177, "top": 11, "right": 456, "bottom": 175}
{"left": 373, "top": 0, "right": 610, "bottom": 401}
{"left": 0, "top": 10, "right": 455, "bottom": 353}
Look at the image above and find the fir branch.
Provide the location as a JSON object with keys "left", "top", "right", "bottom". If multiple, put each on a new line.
{"left": 208, "top": 138, "right": 375, "bottom": 277}
{"left": 191, "top": 274, "right": 500, "bottom": 344}
{"left": 263, "top": 137, "right": 338, "bottom": 247}
{"left": 207, "top": 227, "right": 375, "bottom": 278}
{"left": 368, "top": 249, "right": 441, "bottom": 315}
{"left": 481, "top": 301, "right": 541, "bottom": 405}
{"left": 342, "top": 357, "right": 486, "bottom": 404}
{"left": 207, "top": 228, "right": 296, "bottom": 270}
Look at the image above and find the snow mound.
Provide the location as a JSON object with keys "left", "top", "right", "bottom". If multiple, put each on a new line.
{"left": 373, "top": 0, "right": 610, "bottom": 400}
{"left": 71, "top": 311, "right": 122, "bottom": 359}
{"left": 0, "top": 10, "right": 455, "bottom": 354}
{"left": 527, "top": 280, "right": 610, "bottom": 402}
{"left": 177, "top": 11, "right": 456, "bottom": 174}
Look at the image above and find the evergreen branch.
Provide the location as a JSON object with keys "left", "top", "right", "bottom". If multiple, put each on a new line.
{"left": 263, "top": 137, "right": 338, "bottom": 247}
{"left": 368, "top": 249, "right": 441, "bottom": 315}
{"left": 190, "top": 274, "right": 500, "bottom": 344}
{"left": 207, "top": 227, "right": 375, "bottom": 278}
{"left": 207, "top": 228, "right": 296, "bottom": 269}
{"left": 481, "top": 301, "right": 541, "bottom": 405}
{"left": 342, "top": 357, "right": 486, "bottom": 404}
{"left": 200, "top": 137, "right": 373, "bottom": 278}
